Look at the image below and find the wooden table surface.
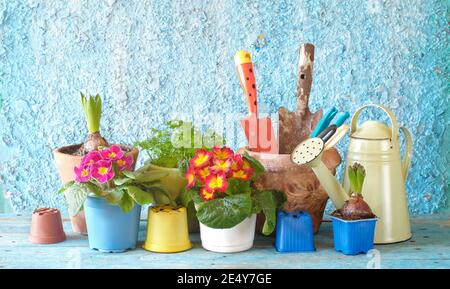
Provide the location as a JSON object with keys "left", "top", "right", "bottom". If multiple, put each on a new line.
{"left": 0, "top": 213, "right": 448, "bottom": 269}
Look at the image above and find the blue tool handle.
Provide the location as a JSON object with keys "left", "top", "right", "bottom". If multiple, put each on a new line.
{"left": 311, "top": 107, "right": 338, "bottom": 137}
{"left": 332, "top": 112, "right": 350, "bottom": 127}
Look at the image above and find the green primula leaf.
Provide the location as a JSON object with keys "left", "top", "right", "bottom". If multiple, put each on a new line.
{"left": 63, "top": 183, "right": 91, "bottom": 217}
{"left": 106, "top": 188, "right": 124, "bottom": 205}
{"left": 58, "top": 181, "right": 75, "bottom": 194}
{"left": 195, "top": 193, "right": 252, "bottom": 229}
{"left": 83, "top": 182, "right": 104, "bottom": 197}
{"left": 135, "top": 171, "right": 168, "bottom": 183}
{"left": 226, "top": 178, "right": 251, "bottom": 196}
{"left": 253, "top": 190, "right": 287, "bottom": 235}
{"left": 119, "top": 192, "right": 135, "bottom": 213}
{"left": 113, "top": 177, "right": 132, "bottom": 186}
{"left": 126, "top": 185, "right": 154, "bottom": 206}
{"left": 122, "top": 170, "right": 137, "bottom": 179}
{"left": 178, "top": 188, "right": 195, "bottom": 207}
{"left": 243, "top": 151, "right": 265, "bottom": 177}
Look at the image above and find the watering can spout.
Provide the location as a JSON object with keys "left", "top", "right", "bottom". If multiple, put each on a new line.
{"left": 311, "top": 161, "right": 348, "bottom": 209}
{"left": 291, "top": 138, "right": 348, "bottom": 209}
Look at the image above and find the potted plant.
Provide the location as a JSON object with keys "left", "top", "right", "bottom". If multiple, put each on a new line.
{"left": 181, "top": 146, "right": 286, "bottom": 253}
{"left": 135, "top": 120, "right": 224, "bottom": 231}
{"left": 330, "top": 163, "right": 377, "bottom": 255}
{"left": 53, "top": 93, "right": 138, "bottom": 234}
{"left": 58, "top": 145, "right": 171, "bottom": 253}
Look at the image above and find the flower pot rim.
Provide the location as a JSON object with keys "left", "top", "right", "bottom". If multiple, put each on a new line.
{"left": 330, "top": 216, "right": 378, "bottom": 223}
{"left": 53, "top": 144, "right": 138, "bottom": 156}
{"left": 199, "top": 214, "right": 257, "bottom": 230}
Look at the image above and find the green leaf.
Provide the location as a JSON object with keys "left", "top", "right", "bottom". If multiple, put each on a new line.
{"left": 126, "top": 185, "right": 154, "bottom": 205}
{"left": 119, "top": 192, "right": 135, "bottom": 213}
{"left": 113, "top": 177, "right": 132, "bottom": 186}
{"left": 178, "top": 188, "right": 196, "bottom": 207}
{"left": 83, "top": 182, "right": 103, "bottom": 197}
{"left": 122, "top": 170, "right": 137, "bottom": 179}
{"left": 135, "top": 171, "right": 168, "bottom": 183}
{"left": 63, "top": 183, "right": 90, "bottom": 217}
{"left": 58, "top": 181, "right": 75, "bottom": 194}
{"left": 226, "top": 178, "right": 251, "bottom": 196}
{"left": 195, "top": 193, "right": 252, "bottom": 229}
{"left": 253, "top": 190, "right": 287, "bottom": 235}
{"left": 243, "top": 151, "right": 265, "bottom": 177}
{"left": 106, "top": 188, "right": 124, "bottom": 205}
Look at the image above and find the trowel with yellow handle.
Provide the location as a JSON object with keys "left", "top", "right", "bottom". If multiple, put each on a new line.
{"left": 234, "top": 50, "right": 278, "bottom": 154}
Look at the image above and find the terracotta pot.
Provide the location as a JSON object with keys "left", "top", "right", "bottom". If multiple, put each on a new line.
{"left": 243, "top": 148, "right": 341, "bottom": 233}
{"left": 29, "top": 208, "right": 66, "bottom": 244}
{"left": 53, "top": 144, "right": 139, "bottom": 235}
{"left": 147, "top": 164, "right": 200, "bottom": 233}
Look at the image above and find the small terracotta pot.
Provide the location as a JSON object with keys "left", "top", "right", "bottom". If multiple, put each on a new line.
{"left": 29, "top": 208, "right": 66, "bottom": 244}
{"left": 242, "top": 148, "right": 341, "bottom": 233}
{"left": 53, "top": 144, "right": 139, "bottom": 235}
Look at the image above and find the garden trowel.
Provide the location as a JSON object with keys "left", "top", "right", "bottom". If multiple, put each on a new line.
{"left": 234, "top": 50, "right": 278, "bottom": 154}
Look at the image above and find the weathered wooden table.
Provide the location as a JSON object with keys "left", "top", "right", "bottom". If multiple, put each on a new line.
{"left": 0, "top": 213, "right": 448, "bottom": 269}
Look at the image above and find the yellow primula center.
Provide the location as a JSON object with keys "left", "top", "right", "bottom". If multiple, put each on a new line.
{"left": 209, "top": 176, "right": 223, "bottom": 189}
{"left": 233, "top": 170, "right": 247, "bottom": 179}
{"left": 108, "top": 152, "right": 117, "bottom": 159}
{"left": 98, "top": 167, "right": 108, "bottom": 175}
{"left": 117, "top": 159, "right": 125, "bottom": 167}
{"left": 202, "top": 190, "right": 214, "bottom": 199}
{"left": 194, "top": 153, "right": 209, "bottom": 166}
{"left": 199, "top": 167, "right": 210, "bottom": 179}
{"left": 188, "top": 174, "right": 194, "bottom": 183}
{"left": 81, "top": 169, "right": 89, "bottom": 177}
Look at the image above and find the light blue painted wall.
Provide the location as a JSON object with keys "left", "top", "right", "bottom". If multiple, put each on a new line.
{"left": 0, "top": 0, "right": 448, "bottom": 214}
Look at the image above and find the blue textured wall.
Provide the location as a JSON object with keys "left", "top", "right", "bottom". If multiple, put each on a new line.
{"left": 0, "top": 0, "right": 448, "bottom": 214}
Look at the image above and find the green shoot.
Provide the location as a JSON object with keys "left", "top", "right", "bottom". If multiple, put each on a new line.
{"left": 348, "top": 162, "right": 366, "bottom": 195}
{"left": 80, "top": 93, "right": 102, "bottom": 134}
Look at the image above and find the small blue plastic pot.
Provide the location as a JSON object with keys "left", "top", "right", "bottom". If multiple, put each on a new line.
{"left": 331, "top": 216, "right": 377, "bottom": 255}
{"left": 84, "top": 196, "right": 141, "bottom": 253}
{"left": 275, "top": 210, "right": 315, "bottom": 252}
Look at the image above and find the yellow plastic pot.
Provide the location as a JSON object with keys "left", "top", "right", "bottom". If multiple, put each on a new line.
{"left": 147, "top": 164, "right": 200, "bottom": 232}
{"left": 143, "top": 205, "right": 192, "bottom": 253}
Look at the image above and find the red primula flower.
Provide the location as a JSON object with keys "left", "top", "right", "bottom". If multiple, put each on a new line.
{"left": 185, "top": 168, "right": 196, "bottom": 188}
{"left": 204, "top": 173, "right": 228, "bottom": 193}
{"left": 210, "top": 158, "right": 232, "bottom": 174}
{"left": 230, "top": 154, "right": 243, "bottom": 172}
{"left": 231, "top": 168, "right": 254, "bottom": 181}
{"left": 212, "top": 146, "right": 234, "bottom": 161}
{"left": 200, "top": 188, "right": 215, "bottom": 201}
{"left": 196, "top": 166, "right": 212, "bottom": 182}
{"left": 189, "top": 149, "right": 213, "bottom": 169}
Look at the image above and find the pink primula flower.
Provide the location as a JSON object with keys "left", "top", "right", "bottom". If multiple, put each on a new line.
{"left": 100, "top": 145, "right": 124, "bottom": 161}
{"left": 74, "top": 165, "right": 91, "bottom": 183}
{"left": 116, "top": 155, "right": 134, "bottom": 171}
{"left": 81, "top": 151, "right": 102, "bottom": 167}
{"left": 91, "top": 160, "right": 114, "bottom": 183}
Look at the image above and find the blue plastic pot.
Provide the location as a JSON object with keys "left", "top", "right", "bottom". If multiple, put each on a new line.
{"left": 331, "top": 216, "right": 377, "bottom": 255}
{"left": 275, "top": 210, "right": 315, "bottom": 252}
{"left": 84, "top": 196, "right": 141, "bottom": 253}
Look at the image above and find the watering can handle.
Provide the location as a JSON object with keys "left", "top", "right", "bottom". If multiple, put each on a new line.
{"left": 399, "top": 126, "right": 413, "bottom": 181}
{"left": 350, "top": 104, "right": 398, "bottom": 142}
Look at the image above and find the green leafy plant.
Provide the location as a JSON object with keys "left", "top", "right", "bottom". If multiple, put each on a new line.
{"left": 59, "top": 145, "right": 173, "bottom": 216}
{"left": 180, "top": 147, "right": 286, "bottom": 235}
{"left": 135, "top": 120, "right": 225, "bottom": 170}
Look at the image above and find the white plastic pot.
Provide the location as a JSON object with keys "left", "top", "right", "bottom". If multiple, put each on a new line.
{"left": 199, "top": 214, "right": 257, "bottom": 253}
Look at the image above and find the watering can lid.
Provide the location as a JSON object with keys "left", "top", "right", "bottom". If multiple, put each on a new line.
{"left": 352, "top": 121, "right": 392, "bottom": 139}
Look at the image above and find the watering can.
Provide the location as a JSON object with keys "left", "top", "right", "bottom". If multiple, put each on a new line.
{"left": 291, "top": 104, "right": 413, "bottom": 244}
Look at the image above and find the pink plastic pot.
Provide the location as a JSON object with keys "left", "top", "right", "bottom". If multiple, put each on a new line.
{"left": 29, "top": 208, "right": 66, "bottom": 244}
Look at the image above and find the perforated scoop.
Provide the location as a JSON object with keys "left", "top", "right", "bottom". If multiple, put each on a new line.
{"left": 291, "top": 138, "right": 325, "bottom": 165}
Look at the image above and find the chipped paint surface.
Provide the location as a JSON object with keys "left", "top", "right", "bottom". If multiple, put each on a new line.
{"left": 0, "top": 0, "right": 448, "bottom": 214}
